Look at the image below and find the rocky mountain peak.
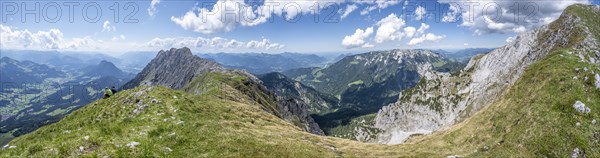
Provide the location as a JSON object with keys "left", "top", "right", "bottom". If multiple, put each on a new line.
{"left": 121, "top": 47, "right": 226, "bottom": 90}
{"left": 155, "top": 47, "right": 194, "bottom": 60}
{"left": 347, "top": 49, "right": 444, "bottom": 67}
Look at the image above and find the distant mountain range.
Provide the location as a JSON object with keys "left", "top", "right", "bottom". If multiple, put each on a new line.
{"left": 1, "top": 50, "right": 157, "bottom": 74}
{"left": 435, "top": 48, "right": 495, "bottom": 63}
{"left": 0, "top": 57, "right": 66, "bottom": 83}
{"left": 0, "top": 58, "right": 133, "bottom": 144}
{"left": 198, "top": 52, "right": 329, "bottom": 74}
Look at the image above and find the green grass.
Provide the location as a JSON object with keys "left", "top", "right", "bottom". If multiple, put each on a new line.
{"left": 0, "top": 132, "right": 14, "bottom": 146}
{"left": 347, "top": 80, "right": 364, "bottom": 87}
{"left": 46, "top": 107, "right": 72, "bottom": 116}
{"left": 566, "top": 4, "right": 600, "bottom": 41}
{"left": 469, "top": 49, "right": 600, "bottom": 157}
{"left": 327, "top": 113, "right": 379, "bottom": 140}
{"left": 431, "top": 61, "right": 447, "bottom": 67}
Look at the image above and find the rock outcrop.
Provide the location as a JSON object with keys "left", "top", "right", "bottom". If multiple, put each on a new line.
{"left": 595, "top": 73, "right": 600, "bottom": 89}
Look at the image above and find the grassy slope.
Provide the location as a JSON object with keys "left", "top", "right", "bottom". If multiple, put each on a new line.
{"left": 4, "top": 49, "right": 598, "bottom": 157}
{"left": 395, "top": 49, "right": 599, "bottom": 157}
{"left": 0, "top": 86, "right": 340, "bottom": 157}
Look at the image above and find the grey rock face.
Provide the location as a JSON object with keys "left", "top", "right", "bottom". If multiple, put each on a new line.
{"left": 258, "top": 72, "right": 339, "bottom": 113}
{"left": 276, "top": 96, "right": 324, "bottom": 135}
{"left": 122, "top": 47, "right": 226, "bottom": 90}
{"left": 373, "top": 6, "right": 599, "bottom": 144}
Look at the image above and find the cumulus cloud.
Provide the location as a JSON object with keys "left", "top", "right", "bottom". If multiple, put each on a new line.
{"left": 246, "top": 38, "right": 285, "bottom": 50}
{"left": 403, "top": 27, "right": 416, "bottom": 38}
{"left": 441, "top": 3, "right": 460, "bottom": 22}
{"left": 417, "top": 23, "right": 429, "bottom": 34}
{"left": 374, "top": 13, "right": 406, "bottom": 43}
{"left": 407, "top": 33, "right": 445, "bottom": 45}
{"left": 171, "top": 0, "right": 344, "bottom": 34}
{"left": 342, "top": 27, "right": 374, "bottom": 49}
{"left": 170, "top": 1, "right": 248, "bottom": 34}
{"left": 148, "top": 0, "right": 160, "bottom": 16}
{"left": 438, "top": 0, "right": 589, "bottom": 34}
{"left": 102, "top": 21, "right": 116, "bottom": 32}
{"left": 0, "top": 25, "right": 98, "bottom": 50}
{"left": 415, "top": 6, "right": 426, "bottom": 20}
{"left": 344, "top": 12, "right": 444, "bottom": 47}
{"left": 146, "top": 37, "right": 284, "bottom": 50}
{"left": 356, "top": 0, "right": 401, "bottom": 15}
{"left": 506, "top": 36, "right": 516, "bottom": 43}
{"left": 341, "top": 4, "right": 358, "bottom": 19}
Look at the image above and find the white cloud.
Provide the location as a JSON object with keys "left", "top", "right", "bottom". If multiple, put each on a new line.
{"left": 505, "top": 36, "right": 516, "bottom": 43}
{"left": 342, "top": 27, "right": 374, "bottom": 49}
{"left": 146, "top": 37, "right": 284, "bottom": 51}
{"left": 246, "top": 38, "right": 285, "bottom": 50}
{"left": 464, "top": 43, "right": 469, "bottom": 46}
{"left": 148, "top": 0, "right": 160, "bottom": 16}
{"left": 415, "top": 6, "right": 426, "bottom": 20}
{"left": 438, "top": 0, "right": 589, "bottom": 34}
{"left": 417, "top": 23, "right": 429, "bottom": 34}
{"left": 374, "top": 13, "right": 405, "bottom": 43}
{"left": 170, "top": 1, "right": 247, "bottom": 34}
{"left": 403, "top": 27, "right": 416, "bottom": 38}
{"left": 102, "top": 21, "right": 116, "bottom": 32}
{"left": 356, "top": 0, "right": 401, "bottom": 15}
{"left": 112, "top": 35, "right": 126, "bottom": 41}
{"left": 341, "top": 4, "right": 358, "bottom": 19}
{"left": 64, "top": 37, "right": 97, "bottom": 49}
{"left": 441, "top": 3, "right": 460, "bottom": 22}
{"left": 171, "top": 0, "right": 344, "bottom": 34}
{"left": 343, "top": 11, "right": 444, "bottom": 47}
{"left": 0, "top": 24, "right": 99, "bottom": 50}
{"left": 367, "top": 13, "right": 445, "bottom": 46}
{"left": 360, "top": 6, "right": 375, "bottom": 15}
{"left": 408, "top": 33, "right": 445, "bottom": 45}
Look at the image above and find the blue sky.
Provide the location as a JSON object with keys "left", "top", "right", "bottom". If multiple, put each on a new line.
{"left": 1, "top": 0, "right": 598, "bottom": 55}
